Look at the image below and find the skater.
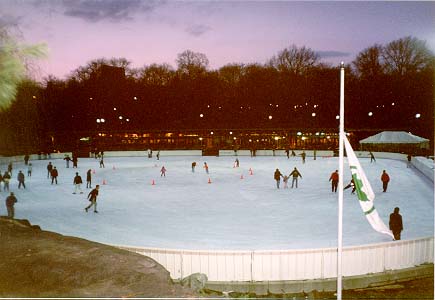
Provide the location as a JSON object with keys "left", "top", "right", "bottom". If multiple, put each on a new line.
{"left": 3, "top": 171, "right": 10, "bottom": 192}
{"left": 17, "top": 170, "right": 25, "bottom": 189}
{"left": 85, "top": 185, "right": 100, "bottom": 213}
{"left": 274, "top": 168, "right": 283, "bottom": 189}
{"left": 285, "top": 149, "right": 290, "bottom": 159}
{"left": 99, "top": 157, "right": 105, "bottom": 168}
{"left": 147, "top": 149, "right": 152, "bottom": 158}
{"left": 73, "top": 172, "right": 83, "bottom": 194}
{"left": 313, "top": 150, "right": 317, "bottom": 160}
{"left": 204, "top": 162, "right": 209, "bottom": 174}
{"left": 160, "top": 166, "right": 166, "bottom": 177}
{"left": 64, "top": 155, "right": 71, "bottom": 168}
{"left": 50, "top": 167, "right": 58, "bottom": 185}
{"left": 235, "top": 158, "right": 240, "bottom": 168}
{"left": 344, "top": 178, "right": 356, "bottom": 194}
{"left": 300, "top": 151, "right": 306, "bottom": 164}
{"left": 329, "top": 170, "right": 339, "bottom": 193}
{"left": 156, "top": 150, "right": 160, "bottom": 160}
{"left": 5, "top": 192, "right": 17, "bottom": 218}
{"left": 283, "top": 175, "right": 289, "bottom": 189}
{"left": 406, "top": 154, "right": 412, "bottom": 168}
{"left": 86, "top": 169, "right": 92, "bottom": 188}
{"left": 47, "top": 162, "right": 53, "bottom": 179}
{"left": 389, "top": 207, "right": 403, "bottom": 241}
{"left": 381, "top": 170, "right": 390, "bottom": 192}
{"left": 0, "top": 171, "right": 3, "bottom": 191}
{"left": 24, "top": 154, "right": 29, "bottom": 165}
{"left": 289, "top": 167, "right": 302, "bottom": 188}
{"left": 72, "top": 156, "right": 78, "bottom": 168}
{"left": 369, "top": 151, "right": 376, "bottom": 163}
{"left": 191, "top": 162, "right": 197, "bottom": 173}
{"left": 291, "top": 150, "right": 296, "bottom": 157}
{"left": 7, "top": 162, "right": 12, "bottom": 177}
{"left": 27, "top": 163, "right": 32, "bottom": 177}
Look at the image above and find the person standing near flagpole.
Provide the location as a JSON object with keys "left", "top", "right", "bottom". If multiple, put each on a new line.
{"left": 329, "top": 170, "right": 339, "bottom": 193}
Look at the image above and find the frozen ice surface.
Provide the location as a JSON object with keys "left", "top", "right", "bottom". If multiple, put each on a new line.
{"left": 3, "top": 155, "right": 433, "bottom": 250}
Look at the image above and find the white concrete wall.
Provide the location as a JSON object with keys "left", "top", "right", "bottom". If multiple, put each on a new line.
{"left": 0, "top": 152, "right": 71, "bottom": 165}
{"left": 117, "top": 237, "right": 433, "bottom": 282}
{"left": 412, "top": 157, "right": 434, "bottom": 182}
{"left": 101, "top": 150, "right": 203, "bottom": 157}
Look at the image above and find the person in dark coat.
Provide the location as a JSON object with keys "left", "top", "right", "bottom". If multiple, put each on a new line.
{"left": 24, "top": 154, "right": 29, "bottom": 165}
{"left": 51, "top": 167, "right": 58, "bottom": 184}
{"left": 274, "top": 168, "right": 283, "bottom": 189}
{"left": 6, "top": 192, "right": 17, "bottom": 218}
{"left": 381, "top": 170, "right": 390, "bottom": 192}
{"left": 344, "top": 178, "right": 356, "bottom": 194}
{"left": 99, "top": 157, "right": 105, "bottom": 168}
{"left": 369, "top": 151, "right": 376, "bottom": 163}
{"left": 3, "top": 171, "right": 11, "bottom": 192}
{"left": 17, "top": 170, "right": 25, "bottom": 189}
{"left": 64, "top": 155, "right": 71, "bottom": 168}
{"left": 406, "top": 154, "right": 412, "bottom": 168}
{"left": 191, "top": 162, "right": 197, "bottom": 173}
{"left": 289, "top": 167, "right": 302, "bottom": 188}
{"left": 72, "top": 156, "right": 78, "bottom": 168}
{"left": 329, "top": 170, "right": 339, "bottom": 193}
{"left": 300, "top": 151, "right": 306, "bottom": 164}
{"left": 389, "top": 207, "right": 403, "bottom": 240}
{"left": 47, "top": 162, "right": 53, "bottom": 179}
{"left": 7, "top": 162, "right": 12, "bottom": 177}
{"left": 86, "top": 169, "right": 92, "bottom": 188}
{"left": 85, "top": 185, "right": 100, "bottom": 213}
{"left": 73, "top": 172, "right": 83, "bottom": 194}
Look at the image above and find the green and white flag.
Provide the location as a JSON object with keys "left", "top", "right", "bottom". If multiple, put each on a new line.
{"left": 344, "top": 136, "right": 394, "bottom": 239}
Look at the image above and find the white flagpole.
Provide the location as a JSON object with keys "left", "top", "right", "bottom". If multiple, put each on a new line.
{"left": 337, "top": 62, "right": 345, "bottom": 300}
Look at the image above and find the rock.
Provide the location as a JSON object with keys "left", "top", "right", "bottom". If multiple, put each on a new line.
{"left": 181, "top": 273, "right": 208, "bottom": 292}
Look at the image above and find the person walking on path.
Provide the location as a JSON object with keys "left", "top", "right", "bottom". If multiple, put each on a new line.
{"left": 160, "top": 166, "right": 166, "bottom": 177}
{"left": 73, "top": 172, "right": 83, "bottom": 194}
{"left": 3, "top": 171, "right": 10, "bottom": 192}
{"left": 5, "top": 192, "right": 17, "bottom": 218}
{"left": 86, "top": 169, "right": 92, "bottom": 188}
{"left": 27, "top": 163, "right": 32, "bottom": 177}
{"left": 47, "top": 162, "right": 53, "bottom": 179}
{"left": 50, "top": 167, "right": 58, "bottom": 185}
{"left": 274, "top": 168, "right": 283, "bottom": 189}
{"left": 381, "top": 170, "right": 390, "bottom": 192}
{"left": 329, "top": 170, "right": 339, "bottom": 193}
{"left": 369, "top": 151, "right": 376, "bottom": 163}
{"left": 344, "top": 178, "right": 356, "bottom": 194}
{"left": 289, "top": 167, "right": 302, "bottom": 188}
{"left": 191, "top": 162, "right": 197, "bottom": 173}
{"left": 389, "top": 207, "right": 403, "bottom": 240}
{"left": 85, "top": 185, "right": 100, "bottom": 213}
{"left": 406, "top": 154, "right": 412, "bottom": 168}
{"left": 17, "top": 170, "right": 25, "bottom": 189}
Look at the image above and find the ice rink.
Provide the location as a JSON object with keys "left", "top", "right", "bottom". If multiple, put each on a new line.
{"left": 2, "top": 154, "right": 433, "bottom": 250}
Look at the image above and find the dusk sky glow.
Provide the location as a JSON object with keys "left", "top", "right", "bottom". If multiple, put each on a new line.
{"left": 1, "top": 1, "right": 434, "bottom": 80}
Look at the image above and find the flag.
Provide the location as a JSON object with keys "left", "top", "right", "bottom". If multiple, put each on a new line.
{"left": 344, "top": 136, "right": 394, "bottom": 239}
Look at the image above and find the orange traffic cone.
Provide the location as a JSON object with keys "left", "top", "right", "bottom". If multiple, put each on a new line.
{"left": 151, "top": 179, "right": 155, "bottom": 185}
{"left": 240, "top": 174, "right": 244, "bottom": 179}
{"left": 102, "top": 179, "right": 107, "bottom": 185}
{"left": 208, "top": 178, "right": 212, "bottom": 184}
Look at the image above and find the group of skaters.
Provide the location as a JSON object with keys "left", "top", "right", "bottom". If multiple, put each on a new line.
{"left": 274, "top": 167, "right": 302, "bottom": 189}
{"left": 0, "top": 162, "right": 31, "bottom": 192}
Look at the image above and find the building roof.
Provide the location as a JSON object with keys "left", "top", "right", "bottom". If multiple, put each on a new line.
{"left": 359, "top": 131, "right": 429, "bottom": 144}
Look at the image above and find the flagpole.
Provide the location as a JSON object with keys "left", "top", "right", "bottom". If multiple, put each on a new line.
{"left": 337, "top": 62, "right": 345, "bottom": 300}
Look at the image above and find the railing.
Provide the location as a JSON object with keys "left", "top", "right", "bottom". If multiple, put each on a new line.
{"left": 116, "top": 237, "right": 433, "bottom": 282}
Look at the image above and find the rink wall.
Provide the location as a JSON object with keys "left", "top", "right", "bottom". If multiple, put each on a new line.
{"left": 117, "top": 236, "right": 433, "bottom": 291}
{"left": 96, "top": 150, "right": 203, "bottom": 157}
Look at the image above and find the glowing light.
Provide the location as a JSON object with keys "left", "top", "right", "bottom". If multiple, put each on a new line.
{"left": 119, "top": 116, "right": 123, "bottom": 120}
{"left": 229, "top": 131, "right": 233, "bottom": 135}
{"left": 32, "top": 95, "right": 36, "bottom": 99}
{"left": 274, "top": 136, "right": 279, "bottom": 141}
{"left": 199, "top": 114, "right": 204, "bottom": 118}
{"left": 126, "top": 118, "right": 130, "bottom": 122}
{"left": 233, "top": 137, "right": 237, "bottom": 140}
{"left": 336, "top": 115, "right": 340, "bottom": 120}
{"left": 368, "top": 112, "right": 373, "bottom": 116}
{"left": 415, "top": 113, "right": 421, "bottom": 118}
{"left": 297, "top": 132, "right": 302, "bottom": 136}
{"left": 133, "top": 96, "right": 137, "bottom": 100}
{"left": 210, "top": 131, "right": 214, "bottom": 135}
{"left": 311, "top": 112, "right": 316, "bottom": 117}
{"left": 96, "top": 119, "right": 100, "bottom": 123}
{"left": 391, "top": 102, "right": 395, "bottom": 106}
{"left": 113, "top": 107, "right": 117, "bottom": 111}
{"left": 301, "top": 137, "right": 306, "bottom": 140}
{"left": 199, "top": 137, "right": 203, "bottom": 141}
{"left": 101, "top": 118, "right": 105, "bottom": 123}
{"left": 268, "top": 115, "right": 272, "bottom": 120}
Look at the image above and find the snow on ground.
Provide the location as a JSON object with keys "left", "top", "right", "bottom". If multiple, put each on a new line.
{"left": 1, "top": 155, "right": 433, "bottom": 250}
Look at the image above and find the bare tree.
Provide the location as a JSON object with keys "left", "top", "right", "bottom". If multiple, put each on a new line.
{"left": 176, "top": 50, "right": 209, "bottom": 77}
{"left": 268, "top": 44, "right": 319, "bottom": 75}
{"left": 353, "top": 44, "right": 384, "bottom": 78}
{"left": 382, "top": 36, "right": 433, "bottom": 76}
{"left": 139, "top": 63, "right": 175, "bottom": 86}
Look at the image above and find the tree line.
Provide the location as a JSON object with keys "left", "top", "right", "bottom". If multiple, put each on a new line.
{"left": 0, "top": 35, "right": 433, "bottom": 154}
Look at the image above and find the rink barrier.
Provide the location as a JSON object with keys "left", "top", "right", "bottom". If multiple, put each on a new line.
{"left": 96, "top": 150, "right": 202, "bottom": 157}
{"left": 219, "top": 150, "right": 333, "bottom": 157}
{"left": 116, "top": 237, "right": 433, "bottom": 283}
{"left": 0, "top": 152, "right": 72, "bottom": 165}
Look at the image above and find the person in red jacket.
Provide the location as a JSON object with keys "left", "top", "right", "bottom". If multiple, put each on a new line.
{"left": 329, "top": 170, "right": 339, "bottom": 193}
{"left": 50, "top": 167, "right": 58, "bottom": 185}
{"left": 381, "top": 170, "right": 390, "bottom": 192}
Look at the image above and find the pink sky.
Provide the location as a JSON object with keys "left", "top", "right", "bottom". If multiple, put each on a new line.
{"left": 1, "top": 1, "right": 434, "bottom": 80}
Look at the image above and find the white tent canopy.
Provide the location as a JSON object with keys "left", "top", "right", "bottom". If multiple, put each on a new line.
{"left": 359, "top": 131, "right": 430, "bottom": 151}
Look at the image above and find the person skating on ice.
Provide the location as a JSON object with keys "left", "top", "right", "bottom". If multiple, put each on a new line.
{"left": 274, "top": 168, "right": 283, "bottom": 189}
{"left": 329, "top": 170, "right": 339, "bottom": 193}
{"left": 27, "top": 163, "right": 32, "bottom": 177}
{"left": 99, "top": 157, "right": 105, "bottom": 168}
{"left": 389, "top": 207, "right": 403, "bottom": 240}
{"left": 73, "top": 172, "right": 83, "bottom": 194}
{"left": 204, "top": 162, "right": 209, "bottom": 174}
{"left": 300, "top": 151, "right": 306, "bottom": 164}
{"left": 381, "top": 170, "right": 390, "bottom": 192}
{"left": 46, "top": 162, "right": 53, "bottom": 179}
{"left": 369, "top": 151, "right": 376, "bottom": 163}
{"left": 2, "top": 171, "right": 10, "bottom": 192}
{"left": 5, "top": 192, "right": 17, "bottom": 219}
{"left": 63, "top": 155, "right": 71, "bottom": 168}
{"left": 50, "top": 167, "right": 58, "bottom": 185}
{"left": 289, "top": 167, "right": 302, "bottom": 188}
{"left": 86, "top": 169, "right": 92, "bottom": 188}
{"left": 160, "top": 166, "right": 166, "bottom": 177}
{"left": 344, "top": 178, "right": 355, "bottom": 194}
{"left": 85, "top": 185, "right": 100, "bottom": 213}
{"left": 191, "top": 162, "right": 197, "bottom": 172}
{"left": 17, "top": 170, "right": 25, "bottom": 189}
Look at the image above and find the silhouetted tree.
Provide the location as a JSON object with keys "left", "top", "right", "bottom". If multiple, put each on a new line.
{"left": 176, "top": 50, "right": 209, "bottom": 77}
{"left": 353, "top": 45, "right": 384, "bottom": 78}
{"left": 268, "top": 44, "right": 319, "bottom": 75}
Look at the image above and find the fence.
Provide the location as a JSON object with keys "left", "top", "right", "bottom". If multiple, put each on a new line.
{"left": 117, "top": 237, "right": 433, "bottom": 282}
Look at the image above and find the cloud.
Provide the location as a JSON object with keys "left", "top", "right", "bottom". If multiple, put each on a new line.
{"left": 61, "top": 0, "right": 161, "bottom": 23}
{"left": 316, "top": 50, "right": 351, "bottom": 58}
{"left": 186, "top": 24, "right": 212, "bottom": 37}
